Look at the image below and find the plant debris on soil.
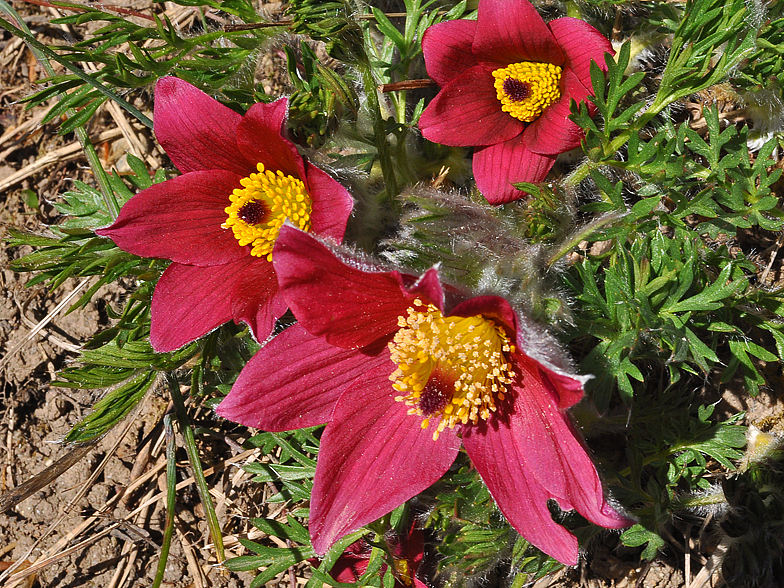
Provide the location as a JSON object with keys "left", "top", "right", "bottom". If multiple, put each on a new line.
{"left": 0, "top": 4, "right": 297, "bottom": 586}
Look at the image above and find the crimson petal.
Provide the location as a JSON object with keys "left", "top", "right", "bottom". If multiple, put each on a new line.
{"left": 305, "top": 164, "right": 354, "bottom": 242}
{"left": 150, "top": 261, "right": 234, "bottom": 352}
{"left": 229, "top": 258, "right": 287, "bottom": 341}
{"left": 273, "top": 226, "right": 442, "bottom": 348}
{"left": 547, "top": 17, "right": 613, "bottom": 92}
{"left": 473, "top": 138, "right": 555, "bottom": 204}
{"left": 236, "top": 98, "right": 305, "bottom": 179}
{"left": 150, "top": 255, "right": 280, "bottom": 351}
{"left": 523, "top": 69, "right": 587, "bottom": 156}
{"left": 422, "top": 19, "right": 478, "bottom": 86}
{"left": 535, "top": 364, "right": 588, "bottom": 409}
{"left": 419, "top": 66, "right": 524, "bottom": 147}
{"left": 508, "top": 356, "right": 632, "bottom": 527}
{"left": 472, "top": 0, "right": 564, "bottom": 68}
{"left": 514, "top": 321, "right": 591, "bottom": 409}
{"left": 463, "top": 421, "right": 580, "bottom": 564}
{"left": 217, "top": 325, "right": 387, "bottom": 431}
{"left": 448, "top": 295, "right": 518, "bottom": 336}
{"left": 309, "top": 356, "right": 461, "bottom": 555}
{"left": 96, "top": 171, "right": 245, "bottom": 266}
{"left": 153, "top": 77, "right": 252, "bottom": 176}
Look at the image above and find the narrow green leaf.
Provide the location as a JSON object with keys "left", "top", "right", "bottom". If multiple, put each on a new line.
{"left": 168, "top": 375, "right": 225, "bottom": 563}
{"left": 152, "top": 415, "right": 177, "bottom": 588}
{"left": 64, "top": 371, "right": 154, "bottom": 443}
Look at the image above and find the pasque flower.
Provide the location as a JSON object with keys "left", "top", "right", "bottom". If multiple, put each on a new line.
{"left": 217, "top": 225, "right": 630, "bottom": 565}
{"left": 418, "top": 0, "right": 613, "bottom": 204}
{"left": 315, "top": 525, "right": 428, "bottom": 587}
{"left": 96, "top": 77, "right": 353, "bottom": 351}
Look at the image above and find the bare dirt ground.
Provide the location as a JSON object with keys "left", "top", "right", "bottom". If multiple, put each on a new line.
{"left": 0, "top": 2, "right": 275, "bottom": 586}
{"left": 2, "top": 1, "right": 784, "bottom": 587}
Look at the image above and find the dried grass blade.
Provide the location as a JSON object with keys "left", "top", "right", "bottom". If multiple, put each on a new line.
{"left": 0, "top": 442, "right": 95, "bottom": 515}
{"left": 0, "top": 278, "right": 91, "bottom": 371}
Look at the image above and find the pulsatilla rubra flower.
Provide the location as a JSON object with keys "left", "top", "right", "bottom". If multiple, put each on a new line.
{"left": 418, "top": 0, "right": 613, "bottom": 204}
{"left": 96, "top": 77, "right": 353, "bottom": 352}
{"left": 217, "top": 226, "right": 631, "bottom": 565}
{"left": 314, "top": 525, "right": 427, "bottom": 587}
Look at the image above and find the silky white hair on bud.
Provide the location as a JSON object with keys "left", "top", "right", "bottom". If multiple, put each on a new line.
{"left": 745, "top": 0, "right": 768, "bottom": 29}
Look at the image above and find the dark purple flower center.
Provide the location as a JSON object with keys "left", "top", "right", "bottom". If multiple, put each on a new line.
{"left": 418, "top": 373, "right": 452, "bottom": 416}
{"left": 503, "top": 78, "right": 531, "bottom": 102}
{"left": 237, "top": 200, "right": 269, "bottom": 226}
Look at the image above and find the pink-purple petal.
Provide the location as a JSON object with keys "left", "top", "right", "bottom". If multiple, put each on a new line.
{"left": 524, "top": 69, "right": 588, "bottom": 156}
{"left": 306, "top": 164, "right": 354, "bottom": 242}
{"left": 547, "top": 17, "right": 613, "bottom": 91}
{"left": 506, "top": 359, "right": 631, "bottom": 529}
{"left": 472, "top": 0, "right": 564, "bottom": 68}
{"left": 395, "top": 267, "right": 445, "bottom": 312}
{"left": 419, "top": 66, "right": 524, "bottom": 147}
{"left": 473, "top": 138, "right": 556, "bottom": 204}
{"left": 422, "top": 19, "right": 478, "bottom": 86}
{"left": 462, "top": 420, "right": 580, "bottom": 564}
{"left": 236, "top": 98, "right": 306, "bottom": 179}
{"left": 149, "top": 255, "right": 282, "bottom": 351}
{"left": 229, "top": 257, "right": 287, "bottom": 341}
{"left": 273, "top": 227, "right": 422, "bottom": 348}
{"left": 447, "top": 295, "right": 518, "bottom": 336}
{"left": 96, "top": 171, "right": 246, "bottom": 266}
{"left": 535, "top": 363, "right": 589, "bottom": 409}
{"left": 217, "top": 325, "right": 387, "bottom": 431}
{"left": 153, "top": 77, "right": 252, "bottom": 176}
{"left": 150, "top": 261, "right": 235, "bottom": 352}
{"left": 309, "top": 357, "right": 461, "bottom": 555}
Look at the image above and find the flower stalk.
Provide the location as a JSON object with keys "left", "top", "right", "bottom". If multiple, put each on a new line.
{"left": 357, "top": 57, "right": 400, "bottom": 199}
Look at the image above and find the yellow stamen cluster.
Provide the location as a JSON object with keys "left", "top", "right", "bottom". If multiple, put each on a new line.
{"left": 222, "top": 162, "right": 312, "bottom": 260}
{"left": 388, "top": 299, "right": 516, "bottom": 440}
{"left": 492, "top": 61, "right": 563, "bottom": 123}
{"left": 393, "top": 559, "right": 412, "bottom": 587}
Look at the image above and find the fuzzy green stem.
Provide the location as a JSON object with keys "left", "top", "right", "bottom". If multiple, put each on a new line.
{"left": 395, "top": 90, "right": 407, "bottom": 125}
{"left": 357, "top": 58, "right": 399, "bottom": 200}
{"left": 671, "top": 490, "right": 727, "bottom": 511}
{"left": 565, "top": 1, "right": 582, "bottom": 18}
{"left": 546, "top": 211, "right": 626, "bottom": 266}
{"left": 564, "top": 159, "right": 595, "bottom": 188}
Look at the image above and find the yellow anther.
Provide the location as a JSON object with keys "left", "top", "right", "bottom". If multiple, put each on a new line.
{"left": 388, "top": 301, "right": 516, "bottom": 440}
{"left": 492, "top": 61, "right": 562, "bottom": 123}
{"left": 222, "top": 162, "right": 312, "bottom": 260}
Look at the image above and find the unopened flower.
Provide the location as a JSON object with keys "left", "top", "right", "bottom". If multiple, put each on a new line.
{"left": 97, "top": 77, "right": 353, "bottom": 351}
{"left": 740, "top": 425, "right": 784, "bottom": 472}
{"left": 217, "top": 226, "right": 631, "bottom": 565}
{"left": 418, "top": 0, "right": 613, "bottom": 204}
{"left": 740, "top": 87, "right": 784, "bottom": 153}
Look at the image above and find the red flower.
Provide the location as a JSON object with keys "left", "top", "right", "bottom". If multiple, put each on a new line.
{"left": 418, "top": 0, "right": 613, "bottom": 204}
{"left": 217, "top": 226, "right": 631, "bottom": 565}
{"left": 96, "top": 77, "right": 353, "bottom": 352}
{"left": 316, "top": 525, "right": 428, "bottom": 587}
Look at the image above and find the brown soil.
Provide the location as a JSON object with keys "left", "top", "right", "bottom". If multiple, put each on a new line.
{"left": 0, "top": 2, "right": 269, "bottom": 586}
